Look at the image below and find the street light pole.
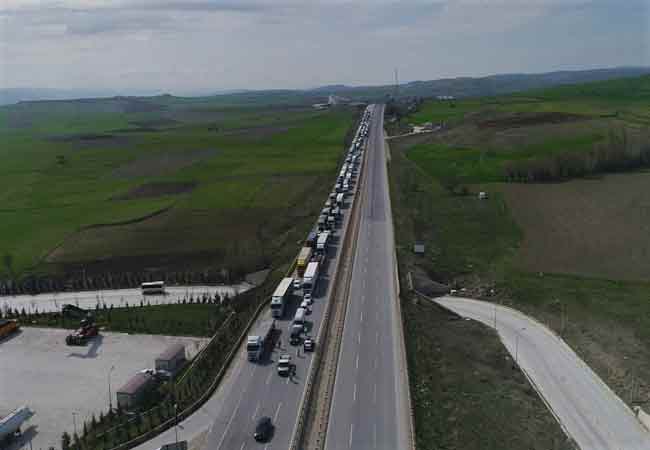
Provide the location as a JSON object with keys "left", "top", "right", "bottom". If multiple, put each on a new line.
{"left": 72, "top": 412, "right": 78, "bottom": 436}
{"left": 108, "top": 365, "right": 115, "bottom": 412}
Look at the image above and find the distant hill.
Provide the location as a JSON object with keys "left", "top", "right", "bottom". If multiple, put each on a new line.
{"left": 308, "top": 66, "right": 650, "bottom": 100}
{"left": 3, "top": 66, "right": 649, "bottom": 107}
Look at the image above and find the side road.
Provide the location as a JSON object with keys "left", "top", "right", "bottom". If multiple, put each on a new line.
{"left": 434, "top": 295, "right": 650, "bottom": 450}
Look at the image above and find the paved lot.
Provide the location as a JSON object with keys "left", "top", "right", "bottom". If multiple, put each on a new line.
{"left": 0, "top": 284, "right": 251, "bottom": 315}
{"left": 0, "top": 327, "right": 207, "bottom": 450}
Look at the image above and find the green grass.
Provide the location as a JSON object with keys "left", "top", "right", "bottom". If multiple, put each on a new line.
{"left": 0, "top": 97, "right": 356, "bottom": 278}
{"left": 403, "top": 295, "right": 574, "bottom": 450}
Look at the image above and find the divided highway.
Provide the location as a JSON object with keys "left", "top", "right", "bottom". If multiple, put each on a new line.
{"left": 436, "top": 295, "right": 650, "bottom": 450}
{"left": 325, "top": 105, "right": 412, "bottom": 450}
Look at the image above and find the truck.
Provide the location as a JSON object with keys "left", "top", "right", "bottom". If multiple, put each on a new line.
{"left": 0, "top": 406, "right": 33, "bottom": 444}
{"left": 336, "top": 193, "right": 344, "bottom": 207}
{"left": 316, "top": 231, "right": 330, "bottom": 253}
{"left": 317, "top": 214, "right": 327, "bottom": 231}
{"left": 270, "top": 277, "right": 293, "bottom": 318}
{"left": 302, "top": 261, "right": 320, "bottom": 294}
{"left": 289, "top": 307, "right": 307, "bottom": 344}
{"left": 247, "top": 314, "right": 276, "bottom": 362}
{"left": 296, "top": 247, "right": 313, "bottom": 276}
{"left": 0, "top": 319, "right": 19, "bottom": 340}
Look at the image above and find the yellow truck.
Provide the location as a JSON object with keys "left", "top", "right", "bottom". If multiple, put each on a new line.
{"left": 296, "top": 246, "right": 313, "bottom": 276}
{"left": 0, "top": 320, "right": 19, "bottom": 339}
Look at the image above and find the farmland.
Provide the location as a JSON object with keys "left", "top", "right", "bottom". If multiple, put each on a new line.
{"left": 0, "top": 96, "right": 356, "bottom": 282}
{"left": 390, "top": 75, "right": 650, "bottom": 431}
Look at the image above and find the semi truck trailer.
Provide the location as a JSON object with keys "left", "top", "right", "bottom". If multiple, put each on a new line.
{"left": 270, "top": 277, "right": 293, "bottom": 318}
{"left": 247, "top": 314, "right": 276, "bottom": 362}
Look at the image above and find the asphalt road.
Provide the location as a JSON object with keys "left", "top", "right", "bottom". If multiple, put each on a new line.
{"left": 436, "top": 295, "right": 650, "bottom": 450}
{"left": 325, "top": 105, "right": 411, "bottom": 450}
{"left": 0, "top": 284, "right": 251, "bottom": 314}
{"left": 187, "top": 111, "right": 371, "bottom": 450}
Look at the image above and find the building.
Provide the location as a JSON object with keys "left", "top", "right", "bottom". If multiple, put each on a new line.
{"left": 155, "top": 343, "right": 187, "bottom": 374}
{"left": 116, "top": 372, "right": 154, "bottom": 410}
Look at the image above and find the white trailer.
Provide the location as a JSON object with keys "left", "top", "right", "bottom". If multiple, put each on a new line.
{"left": 0, "top": 406, "right": 33, "bottom": 443}
{"left": 247, "top": 314, "right": 276, "bottom": 362}
{"left": 302, "top": 261, "right": 320, "bottom": 293}
{"left": 336, "top": 193, "right": 344, "bottom": 206}
{"left": 316, "top": 231, "right": 330, "bottom": 253}
{"left": 271, "top": 277, "right": 293, "bottom": 318}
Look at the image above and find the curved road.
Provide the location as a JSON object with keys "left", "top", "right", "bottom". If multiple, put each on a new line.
{"left": 436, "top": 295, "right": 650, "bottom": 450}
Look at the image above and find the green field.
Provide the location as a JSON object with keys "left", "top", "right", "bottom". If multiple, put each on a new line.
{"left": 0, "top": 96, "right": 356, "bottom": 280}
{"left": 390, "top": 75, "right": 650, "bottom": 420}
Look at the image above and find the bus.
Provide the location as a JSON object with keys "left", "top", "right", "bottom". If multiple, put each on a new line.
{"left": 271, "top": 277, "right": 293, "bottom": 318}
{"left": 141, "top": 281, "right": 165, "bottom": 295}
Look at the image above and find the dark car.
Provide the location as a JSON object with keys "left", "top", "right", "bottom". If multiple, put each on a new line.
{"left": 254, "top": 416, "right": 273, "bottom": 442}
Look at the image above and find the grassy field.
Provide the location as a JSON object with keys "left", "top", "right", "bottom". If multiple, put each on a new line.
{"left": 0, "top": 96, "right": 357, "bottom": 280}
{"left": 390, "top": 75, "right": 650, "bottom": 419}
{"left": 402, "top": 294, "right": 573, "bottom": 450}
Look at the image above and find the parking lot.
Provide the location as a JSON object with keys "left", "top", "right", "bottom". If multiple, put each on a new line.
{"left": 0, "top": 327, "right": 207, "bottom": 450}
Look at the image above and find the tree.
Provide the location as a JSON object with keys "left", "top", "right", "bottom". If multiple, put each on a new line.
{"left": 3, "top": 253, "right": 13, "bottom": 277}
{"left": 61, "top": 432, "right": 72, "bottom": 450}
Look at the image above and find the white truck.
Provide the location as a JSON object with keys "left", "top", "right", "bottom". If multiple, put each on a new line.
{"left": 302, "top": 261, "right": 320, "bottom": 293}
{"left": 270, "top": 277, "right": 293, "bottom": 318}
{"left": 336, "top": 192, "right": 344, "bottom": 206}
{"left": 316, "top": 231, "right": 330, "bottom": 253}
{"left": 247, "top": 314, "right": 276, "bottom": 362}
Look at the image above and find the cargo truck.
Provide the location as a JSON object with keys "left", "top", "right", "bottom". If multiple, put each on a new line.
{"left": 316, "top": 231, "right": 330, "bottom": 253}
{"left": 297, "top": 247, "right": 313, "bottom": 276}
{"left": 303, "top": 261, "right": 320, "bottom": 293}
{"left": 247, "top": 314, "right": 276, "bottom": 362}
{"left": 270, "top": 277, "right": 293, "bottom": 318}
{"left": 336, "top": 193, "right": 344, "bottom": 207}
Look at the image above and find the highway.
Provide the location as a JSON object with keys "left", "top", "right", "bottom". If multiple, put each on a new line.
{"left": 435, "top": 295, "right": 650, "bottom": 450}
{"left": 325, "top": 105, "right": 411, "bottom": 450}
{"left": 179, "top": 112, "right": 370, "bottom": 450}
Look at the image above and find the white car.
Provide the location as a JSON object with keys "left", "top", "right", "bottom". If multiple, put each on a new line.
{"left": 303, "top": 292, "right": 312, "bottom": 304}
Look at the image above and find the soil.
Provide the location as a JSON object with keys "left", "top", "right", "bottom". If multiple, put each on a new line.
{"left": 112, "top": 181, "right": 197, "bottom": 200}
{"left": 477, "top": 112, "right": 588, "bottom": 130}
{"left": 500, "top": 171, "right": 650, "bottom": 281}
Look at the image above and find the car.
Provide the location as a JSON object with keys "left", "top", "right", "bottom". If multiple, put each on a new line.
{"left": 303, "top": 337, "right": 315, "bottom": 352}
{"left": 293, "top": 278, "right": 302, "bottom": 290}
{"left": 300, "top": 300, "right": 311, "bottom": 311}
{"left": 290, "top": 330, "right": 302, "bottom": 346}
{"left": 277, "top": 354, "right": 292, "bottom": 376}
{"left": 303, "top": 292, "right": 312, "bottom": 304}
{"left": 254, "top": 416, "right": 273, "bottom": 442}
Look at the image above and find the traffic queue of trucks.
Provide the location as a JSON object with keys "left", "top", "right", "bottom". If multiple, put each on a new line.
{"left": 247, "top": 106, "right": 372, "bottom": 375}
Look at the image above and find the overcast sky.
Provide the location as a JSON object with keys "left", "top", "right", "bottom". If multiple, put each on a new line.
{"left": 0, "top": 0, "right": 648, "bottom": 94}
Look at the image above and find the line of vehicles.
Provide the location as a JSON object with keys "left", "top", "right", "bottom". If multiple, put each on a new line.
{"left": 244, "top": 107, "right": 373, "bottom": 442}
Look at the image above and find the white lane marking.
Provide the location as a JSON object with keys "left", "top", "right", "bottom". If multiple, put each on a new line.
{"left": 274, "top": 401, "right": 283, "bottom": 423}
{"left": 286, "top": 374, "right": 290, "bottom": 385}
{"left": 360, "top": 310, "right": 364, "bottom": 323}
{"left": 373, "top": 383, "right": 377, "bottom": 404}
{"left": 252, "top": 402, "right": 260, "bottom": 421}
{"left": 239, "top": 443, "right": 246, "bottom": 450}
{"left": 376, "top": 331, "right": 379, "bottom": 344}
{"left": 358, "top": 331, "right": 361, "bottom": 344}
{"left": 353, "top": 382, "right": 357, "bottom": 401}
{"left": 373, "top": 423, "right": 378, "bottom": 448}
{"left": 361, "top": 294, "right": 365, "bottom": 303}
{"left": 355, "top": 354, "right": 359, "bottom": 370}
{"left": 216, "top": 388, "right": 246, "bottom": 450}
{"left": 265, "top": 369, "right": 273, "bottom": 386}
{"left": 349, "top": 423, "right": 354, "bottom": 448}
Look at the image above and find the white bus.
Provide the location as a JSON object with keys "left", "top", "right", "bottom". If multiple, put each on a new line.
{"left": 141, "top": 281, "right": 165, "bottom": 295}
{"left": 271, "top": 277, "right": 293, "bottom": 318}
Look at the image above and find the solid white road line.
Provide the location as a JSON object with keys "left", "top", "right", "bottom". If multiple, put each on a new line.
{"left": 349, "top": 423, "right": 354, "bottom": 449}
{"left": 274, "top": 401, "right": 283, "bottom": 423}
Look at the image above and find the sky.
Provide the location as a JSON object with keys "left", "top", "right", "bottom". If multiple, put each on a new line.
{"left": 0, "top": 0, "right": 648, "bottom": 95}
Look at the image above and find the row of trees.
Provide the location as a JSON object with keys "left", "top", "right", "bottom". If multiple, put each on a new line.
{"left": 0, "top": 267, "right": 236, "bottom": 296}
{"left": 504, "top": 126, "right": 650, "bottom": 183}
